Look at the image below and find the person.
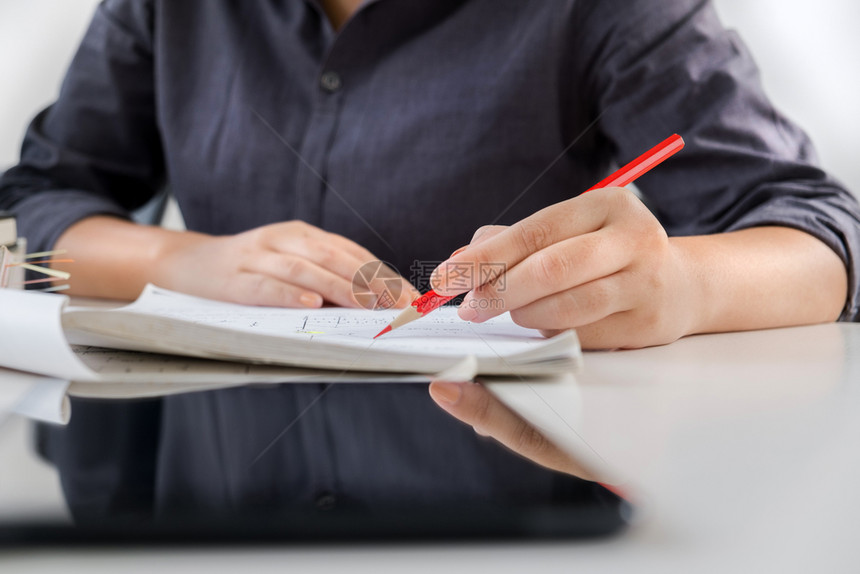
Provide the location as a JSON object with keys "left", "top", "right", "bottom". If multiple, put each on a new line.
{"left": 2, "top": 0, "right": 859, "bottom": 518}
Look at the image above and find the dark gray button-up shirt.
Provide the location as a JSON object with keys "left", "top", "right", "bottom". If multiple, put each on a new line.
{"left": 3, "top": 0, "right": 860, "bottom": 517}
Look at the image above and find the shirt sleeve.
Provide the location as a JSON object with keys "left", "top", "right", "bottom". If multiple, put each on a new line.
{"left": 573, "top": 0, "right": 860, "bottom": 321}
{"left": 0, "top": 0, "right": 162, "bottom": 254}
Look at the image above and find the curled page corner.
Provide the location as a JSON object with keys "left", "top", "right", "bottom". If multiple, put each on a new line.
{"left": 0, "top": 289, "right": 94, "bottom": 381}
{"left": 483, "top": 373, "right": 624, "bottom": 485}
{"left": 431, "top": 355, "right": 479, "bottom": 382}
{"left": 11, "top": 377, "right": 71, "bottom": 425}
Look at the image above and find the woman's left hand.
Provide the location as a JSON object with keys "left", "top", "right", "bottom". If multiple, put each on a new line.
{"left": 428, "top": 379, "right": 599, "bottom": 480}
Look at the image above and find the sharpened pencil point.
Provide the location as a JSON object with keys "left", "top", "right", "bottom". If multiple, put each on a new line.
{"left": 373, "top": 325, "right": 392, "bottom": 339}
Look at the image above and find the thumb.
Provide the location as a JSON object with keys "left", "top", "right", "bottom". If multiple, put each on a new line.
{"left": 428, "top": 380, "right": 598, "bottom": 480}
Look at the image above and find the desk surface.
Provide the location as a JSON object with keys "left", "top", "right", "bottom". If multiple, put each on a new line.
{"left": 4, "top": 323, "right": 860, "bottom": 572}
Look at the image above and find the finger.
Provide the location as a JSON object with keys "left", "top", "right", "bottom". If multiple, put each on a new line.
{"left": 255, "top": 221, "right": 415, "bottom": 304}
{"left": 450, "top": 226, "right": 510, "bottom": 259}
{"left": 459, "top": 228, "right": 632, "bottom": 322}
{"left": 395, "top": 280, "right": 422, "bottom": 308}
{"left": 293, "top": 234, "right": 420, "bottom": 307}
{"left": 428, "top": 380, "right": 594, "bottom": 478}
{"left": 272, "top": 221, "right": 380, "bottom": 267}
{"left": 353, "top": 260, "right": 419, "bottom": 309}
{"left": 431, "top": 191, "right": 620, "bottom": 295}
{"left": 470, "top": 225, "right": 508, "bottom": 246}
{"left": 439, "top": 226, "right": 509, "bottom": 284}
{"left": 287, "top": 225, "right": 420, "bottom": 307}
{"left": 325, "top": 232, "right": 384, "bottom": 266}
{"left": 449, "top": 225, "right": 508, "bottom": 258}
{"left": 266, "top": 232, "right": 373, "bottom": 283}
{"left": 260, "top": 221, "right": 386, "bottom": 285}
{"left": 449, "top": 245, "right": 470, "bottom": 258}
{"left": 264, "top": 234, "right": 416, "bottom": 307}
{"left": 244, "top": 252, "right": 365, "bottom": 308}
{"left": 228, "top": 273, "right": 323, "bottom": 308}
{"left": 508, "top": 272, "right": 631, "bottom": 331}
{"left": 303, "top": 223, "right": 394, "bottom": 271}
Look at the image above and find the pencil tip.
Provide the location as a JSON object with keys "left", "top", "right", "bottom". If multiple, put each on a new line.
{"left": 373, "top": 325, "right": 392, "bottom": 339}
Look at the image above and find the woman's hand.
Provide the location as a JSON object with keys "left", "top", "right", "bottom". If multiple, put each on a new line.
{"left": 431, "top": 187, "right": 698, "bottom": 349}
{"left": 153, "top": 220, "right": 417, "bottom": 308}
{"left": 428, "top": 380, "right": 598, "bottom": 480}
{"left": 56, "top": 216, "right": 417, "bottom": 308}
{"left": 431, "top": 186, "right": 847, "bottom": 350}
{"left": 428, "top": 188, "right": 846, "bottom": 473}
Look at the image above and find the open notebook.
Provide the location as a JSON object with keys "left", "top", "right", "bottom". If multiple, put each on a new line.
{"left": 1, "top": 284, "right": 581, "bottom": 382}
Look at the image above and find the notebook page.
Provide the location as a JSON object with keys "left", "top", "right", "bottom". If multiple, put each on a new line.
{"left": 99, "top": 284, "right": 560, "bottom": 360}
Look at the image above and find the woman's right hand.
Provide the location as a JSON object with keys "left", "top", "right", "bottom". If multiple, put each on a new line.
{"left": 55, "top": 216, "right": 417, "bottom": 308}
{"left": 154, "top": 220, "right": 418, "bottom": 309}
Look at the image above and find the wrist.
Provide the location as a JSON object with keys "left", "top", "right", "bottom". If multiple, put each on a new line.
{"left": 147, "top": 226, "right": 212, "bottom": 290}
{"left": 55, "top": 216, "right": 212, "bottom": 300}
{"left": 667, "top": 236, "right": 713, "bottom": 337}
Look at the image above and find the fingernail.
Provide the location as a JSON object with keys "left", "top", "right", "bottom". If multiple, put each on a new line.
{"left": 457, "top": 293, "right": 479, "bottom": 322}
{"left": 300, "top": 292, "right": 322, "bottom": 308}
{"left": 429, "top": 265, "right": 446, "bottom": 291}
{"left": 430, "top": 382, "right": 462, "bottom": 405}
{"left": 459, "top": 306, "right": 479, "bottom": 322}
{"left": 372, "top": 294, "right": 391, "bottom": 309}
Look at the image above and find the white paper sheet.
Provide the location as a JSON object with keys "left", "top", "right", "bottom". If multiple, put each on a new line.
{"left": 67, "top": 351, "right": 479, "bottom": 398}
{"left": 0, "top": 369, "right": 37, "bottom": 427}
{"left": 11, "top": 377, "right": 70, "bottom": 425}
{"left": 0, "top": 367, "right": 69, "bottom": 426}
{"left": 0, "top": 289, "right": 93, "bottom": 380}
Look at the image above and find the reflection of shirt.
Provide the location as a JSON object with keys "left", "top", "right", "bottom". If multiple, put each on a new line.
{"left": 3, "top": 0, "right": 860, "bottom": 515}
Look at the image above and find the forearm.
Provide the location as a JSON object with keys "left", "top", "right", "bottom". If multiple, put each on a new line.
{"left": 53, "top": 215, "right": 208, "bottom": 300}
{"left": 676, "top": 226, "right": 848, "bottom": 335}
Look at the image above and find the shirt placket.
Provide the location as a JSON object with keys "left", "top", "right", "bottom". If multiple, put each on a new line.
{"left": 287, "top": 6, "right": 370, "bottom": 509}
{"left": 291, "top": 62, "right": 345, "bottom": 226}
{"left": 291, "top": 0, "right": 389, "bottom": 226}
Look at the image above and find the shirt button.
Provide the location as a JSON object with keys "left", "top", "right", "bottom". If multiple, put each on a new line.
{"left": 315, "top": 492, "right": 337, "bottom": 511}
{"left": 320, "top": 71, "right": 342, "bottom": 93}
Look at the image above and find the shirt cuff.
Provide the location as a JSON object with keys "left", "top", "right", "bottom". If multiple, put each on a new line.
{"left": 12, "top": 189, "right": 130, "bottom": 254}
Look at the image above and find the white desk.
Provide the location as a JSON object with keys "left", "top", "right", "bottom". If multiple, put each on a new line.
{"left": 4, "top": 324, "right": 860, "bottom": 573}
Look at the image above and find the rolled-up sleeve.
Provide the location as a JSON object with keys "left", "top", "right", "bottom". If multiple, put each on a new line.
{"left": 575, "top": 0, "right": 860, "bottom": 321}
{"left": 0, "top": 0, "right": 163, "bottom": 254}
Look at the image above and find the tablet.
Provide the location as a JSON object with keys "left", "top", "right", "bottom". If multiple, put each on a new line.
{"left": 0, "top": 388, "right": 631, "bottom": 546}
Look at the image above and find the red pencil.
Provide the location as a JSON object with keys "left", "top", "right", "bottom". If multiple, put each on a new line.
{"left": 585, "top": 133, "right": 684, "bottom": 191}
{"left": 373, "top": 134, "right": 685, "bottom": 338}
